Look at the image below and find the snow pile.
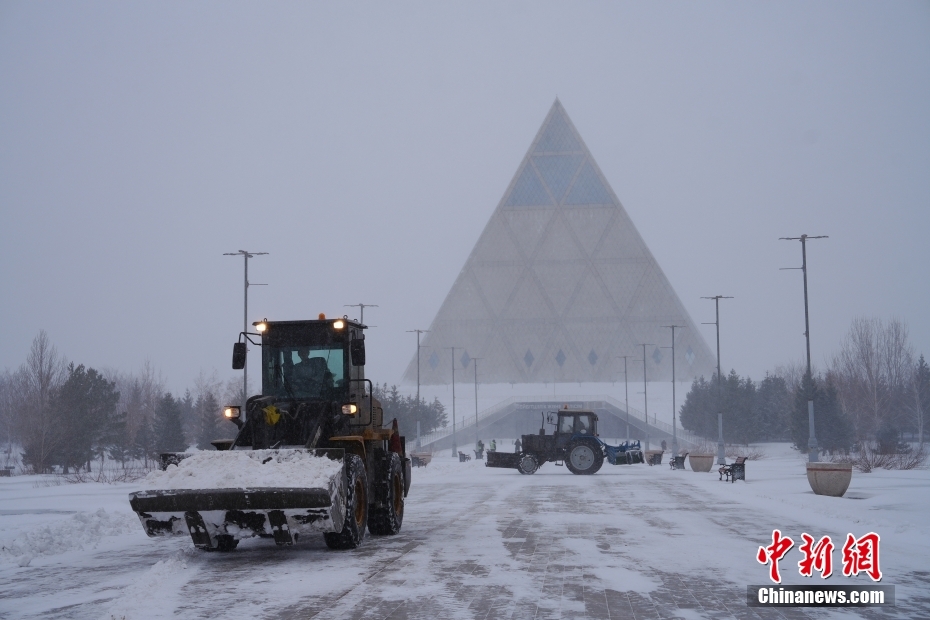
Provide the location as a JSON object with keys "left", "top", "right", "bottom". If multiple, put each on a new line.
{"left": 0, "top": 508, "right": 138, "bottom": 566}
{"left": 139, "top": 449, "right": 343, "bottom": 490}
{"left": 102, "top": 548, "right": 198, "bottom": 620}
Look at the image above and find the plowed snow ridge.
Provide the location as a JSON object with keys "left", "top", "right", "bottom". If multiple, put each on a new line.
{"left": 139, "top": 450, "right": 343, "bottom": 490}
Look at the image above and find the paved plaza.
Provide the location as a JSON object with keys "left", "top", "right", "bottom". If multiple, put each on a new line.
{"left": 2, "top": 449, "right": 928, "bottom": 619}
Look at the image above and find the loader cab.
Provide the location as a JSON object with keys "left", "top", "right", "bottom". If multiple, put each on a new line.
{"left": 256, "top": 318, "right": 366, "bottom": 402}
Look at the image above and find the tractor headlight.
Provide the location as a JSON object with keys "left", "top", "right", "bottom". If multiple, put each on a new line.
{"left": 252, "top": 320, "right": 267, "bottom": 333}
{"left": 333, "top": 319, "right": 345, "bottom": 330}
{"left": 223, "top": 406, "right": 241, "bottom": 420}
{"left": 341, "top": 403, "right": 358, "bottom": 415}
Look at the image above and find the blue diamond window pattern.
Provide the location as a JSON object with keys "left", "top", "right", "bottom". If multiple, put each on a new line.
{"left": 652, "top": 347, "right": 663, "bottom": 365}
{"left": 534, "top": 110, "right": 581, "bottom": 153}
{"left": 556, "top": 349, "right": 566, "bottom": 367}
{"left": 524, "top": 349, "right": 534, "bottom": 367}
{"left": 565, "top": 161, "right": 613, "bottom": 205}
{"left": 686, "top": 346, "right": 695, "bottom": 365}
{"left": 460, "top": 351, "right": 471, "bottom": 368}
{"left": 429, "top": 351, "right": 440, "bottom": 369}
{"left": 505, "top": 165, "right": 552, "bottom": 207}
{"left": 588, "top": 349, "right": 598, "bottom": 365}
{"left": 533, "top": 154, "right": 584, "bottom": 204}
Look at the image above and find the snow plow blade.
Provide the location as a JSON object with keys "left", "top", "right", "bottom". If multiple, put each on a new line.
{"left": 129, "top": 448, "right": 346, "bottom": 550}
{"left": 485, "top": 451, "right": 521, "bottom": 469}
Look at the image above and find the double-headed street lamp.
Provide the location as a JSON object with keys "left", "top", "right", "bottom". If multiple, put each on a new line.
{"left": 635, "top": 343, "right": 654, "bottom": 450}
{"left": 663, "top": 326, "right": 685, "bottom": 457}
{"left": 616, "top": 356, "right": 632, "bottom": 443}
{"left": 702, "top": 296, "right": 733, "bottom": 466}
{"left": 223, "top": 250, "right": 268, "bottom": 412}
{"left": 780, "top": 234, "right": 828, "bottom": 463}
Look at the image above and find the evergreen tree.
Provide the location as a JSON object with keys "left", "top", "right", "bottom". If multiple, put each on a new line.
{"left": 179, "top": 388, "right": 196, "bottom": 444}
{"left": 51, "top": 363, "right": 120, "bottom": 472}
{"left": 131, "top": 414, "right": 156, "bottom": 467}
{"left": 755, "top": 374, "right": 792, "bottom": 441}
{"left": 154, "top": 392, "right": 186, "bottom": 452}
{"left": 372, "top": 384, "right": 448, "bottom": 436}
{"left": 724, "top": 371, "right": 758, "bottom": 445}
{"left": 196, "top": 391, "right": 221, "bottom": 450}
{"left": 679, "top": 376, "right": 717, "bottom": 438}
{"left": 914, "top": 354, "right": 929, "bottom": 446}
{"left": 791, "top": 374, "right": 854, "bottom": 453}
{"left": 105, "top": 409, "right": 131, "bottom": 466}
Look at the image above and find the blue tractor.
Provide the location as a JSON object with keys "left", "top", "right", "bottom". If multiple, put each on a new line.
{"left": 485, "top": 409, "right": 643, "bottom": 475}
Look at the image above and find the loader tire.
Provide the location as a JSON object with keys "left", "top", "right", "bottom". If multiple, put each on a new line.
{"left": 517, "top": 453, "right": 539, "bottom": 475}
{"left": 369, "top": 452, "right": 404, "bottom": 535}
{"left": 324, "top": 454, "right": 368, "bottom": 550}
{"left": 566, "top": 441, "right": 603, "bottom": 475}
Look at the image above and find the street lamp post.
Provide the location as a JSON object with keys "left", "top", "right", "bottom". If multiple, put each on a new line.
{"left": 345, "top": 303, "right": 378, "bottom": 326}
{"left": 663, "top": 326, "right": 685, "bottom": 457}
{"left": 780, "top": 234, "right": 828, "bottom": 463}
{"left": 702, "top": 296, "right": 733, "bottom": 466}
{"left": 223, "top": 250, "right": 268, "bottom": 413}
{"left": 448, "top": 347, "right": 458, "bottom": 457}
{"left": 473, "top": 357, "right": 482, "bottom": 445}
{"left": 617, "top": 356, "right": 632, "bottom": 444}
{"left": 407, "top": 329, "right": 428, "bottom": 449}
{"left": 636, "top": 344, "right": 653, "bottom": 450}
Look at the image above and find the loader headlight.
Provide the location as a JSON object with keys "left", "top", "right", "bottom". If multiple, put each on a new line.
{"left": 223, "top": 406, "right": 241, "bottom": 420}
{"left": 333, "top": 319, "right": 345, "bottom": 330}
{"left": 341, "top": 403, "right": 358, "bottom": 415}
{"left": 252, "top": 320, "right": 267, "bottom": 333}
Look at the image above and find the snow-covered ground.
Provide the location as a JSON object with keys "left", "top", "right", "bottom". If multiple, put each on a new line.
{"left": 1, "top": 443, "right": 927, "bottom": 619}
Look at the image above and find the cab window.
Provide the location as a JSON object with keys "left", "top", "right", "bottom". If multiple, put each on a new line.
{"left": 576, "top": 414, "right": 593, "bottom": 434}
{"left": 559, "top": 415, "right": 575, "bottom": 434}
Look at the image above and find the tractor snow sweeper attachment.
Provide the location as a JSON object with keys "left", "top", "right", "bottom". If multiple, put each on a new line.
{"left": 129, "top": 448, "right": 347, "bottom": 551}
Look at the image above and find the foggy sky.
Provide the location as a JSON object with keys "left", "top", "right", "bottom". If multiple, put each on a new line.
{"left": 1, "top": 2, "right": 928, "bottom": 400}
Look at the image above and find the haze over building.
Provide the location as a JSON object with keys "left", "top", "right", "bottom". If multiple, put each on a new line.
{"left": 404, "top": 100, "right": 716, "bottom": 388}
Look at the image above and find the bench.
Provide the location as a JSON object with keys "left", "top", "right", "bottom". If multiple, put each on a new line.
{"left": 719, "top": 456, "right": 747, "bottom": 482}
{"left": 669, "top": 452, "right": 689, "bottom": 470}
{"left": 458, "top": 451, "right": 472, "bottom": 462}
{"left": 410, "top": 452, "right": 432, "bottom": 467}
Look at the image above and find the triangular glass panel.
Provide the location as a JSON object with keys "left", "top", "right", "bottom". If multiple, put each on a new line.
{"left": 501, "top": 210, "right": 553, "bottom": 258}
{"left": 534, "top": 109, "right": 582, "bottom": 153}
{"left": 533, "top": 154, "right": 584, "bottom": 204}
{"left": 562, "top": 206, "right": 614, "bottom": 255}
{"left": 565, "top": 161, "right": 614, "bottom": 205}
{"left": 505, "top": 165, "right": 552, "bottom": 207}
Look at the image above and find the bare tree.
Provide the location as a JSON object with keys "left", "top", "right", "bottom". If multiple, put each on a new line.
{"left": 831, "top": 317, "right": 914, "bottom": 440}
{"left": 16, "top": 331, "right": 67, "bottom": 472}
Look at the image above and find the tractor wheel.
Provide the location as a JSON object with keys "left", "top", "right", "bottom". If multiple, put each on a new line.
{"left": 368, "top": 452, "right": 405, "bottom": 535}
{"left": 324, "top": 454, "right": 368, "bottom": 549}
{"left": 566, "top": 441, "right": 604, "bottom": 475}
{"left": 517, "top": 453, "right": 539, "bottom": 475}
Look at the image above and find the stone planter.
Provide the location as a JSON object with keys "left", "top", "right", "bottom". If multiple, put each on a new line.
{"left": 806, "top": 462, "right": 853, "bottom": 497}
{"left": 688, "top": 453, "right": 715, "bottom": 472}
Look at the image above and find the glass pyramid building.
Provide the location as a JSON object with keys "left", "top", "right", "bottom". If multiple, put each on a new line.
{"left": 404, "top": 100, "right": 716, "bottom": 385}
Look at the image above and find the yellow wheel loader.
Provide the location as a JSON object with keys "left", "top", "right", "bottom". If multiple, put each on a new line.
{"left": 129, "top": 316, "right": 410, "bottom": 551}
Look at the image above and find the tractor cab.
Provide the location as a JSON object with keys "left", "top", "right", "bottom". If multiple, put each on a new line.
{"left": 548, "top": 410, "right": 598, "bottom": 449}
